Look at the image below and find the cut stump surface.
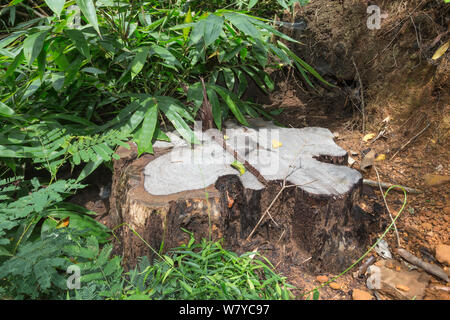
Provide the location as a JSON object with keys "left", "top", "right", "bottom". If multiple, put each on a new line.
{"left": 110, "top": 119, "right": 374, "bottom": 273}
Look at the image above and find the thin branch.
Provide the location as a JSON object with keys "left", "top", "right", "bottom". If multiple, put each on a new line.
{"left": 390, "top": 122, "right": 430, "bottom": 160}
{"left": 374, "top": 166, "right": 401, "bottom": 248}
{"left": 363, "top": 179, "right": 422, "bottom": 194}
{"left": 29, "top": 0, "right": 49, "bottom": 17}
{"left": 246, "top": 178, "right": 317, "bottom": 241}
{"left": 397, "top": 248, "right": 448, "bottom": 282}
{"left": 352, "top": 57, "right": 365, "bottom": 134}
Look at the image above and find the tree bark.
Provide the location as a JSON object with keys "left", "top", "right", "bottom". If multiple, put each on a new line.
{"left": 110, "top": 122, "right": 375, "bottom": 273}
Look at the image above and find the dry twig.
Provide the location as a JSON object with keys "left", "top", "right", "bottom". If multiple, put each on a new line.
{"left": 397, "top": 248, "right": 449, "bottom": 282}
{"left": 374, "top": 166, "right": 401, "bottom": 248}
{"left": 246, "top": 174, "right": 317, "bottom": 241}
{"left": 363, "top": 179, "right": 422, "bottom": 194}
{"left": 390, "top": 122, "right": 431, "bottom": 160}
{"left": 352, "top": 57, "right": 365, "bottom": 134}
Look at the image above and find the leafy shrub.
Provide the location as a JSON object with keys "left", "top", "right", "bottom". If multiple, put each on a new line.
{"left": 0, "top": 0, "right": 321, "bottom": 300}
{"left": 1, "top": 0, "right": 326, "bottom": 180}
{"left": 0, "top": 177, "right": 113, "bottom": 299}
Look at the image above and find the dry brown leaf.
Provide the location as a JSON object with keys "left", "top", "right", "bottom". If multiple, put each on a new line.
{"left": 361, "top": 149, "right": 376, "bottom": 170}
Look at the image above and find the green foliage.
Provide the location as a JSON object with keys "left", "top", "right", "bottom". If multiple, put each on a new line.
{"left": 187, "top": 0, "right": 310, "bottom": 17}
{"left": 121, "top": 232, "right": 295, "bottom": 300}
{"left": 0, "top": 229, "right": 122, "bottom": 299}
{"left": 0, "top": 229, "right": 74, "bottom": 299}
{"left": 0, "top": 177, "right": 113, "bottom": 299}
{"left": 1, "top": 0, "right": 324, "bottom": 180}
{"left": 0, "top": 0, "right": 324, "bottom": 300}
{"left": 66, "top": 236, "right": 124, "bottom": 300}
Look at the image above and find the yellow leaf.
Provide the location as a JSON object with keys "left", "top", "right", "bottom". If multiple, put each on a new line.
{"left": 56, "top": 217, "right": 70, "bottom": 229}
{"left": 375, "top": 154, "right": 386, "bottom": 161}
{"left": 363, "top": 133, "right": 376, "bottom": 142}
{"left": 231, "top": 160, "right": 245, "bottom": 176}
{"left": 223, "top": 135, "right": 229, "bottom": 140}
{"left": 183, "top": 7, "right": 193, "bottom": 41}
{"left": 432, "top": 41, "right": 449, "bottom": 60}
{"left": 208, "top": 50, "right": 220, "bottom": 59}
{"left": 272, "top": 140, "right": 282, "bottom": 149}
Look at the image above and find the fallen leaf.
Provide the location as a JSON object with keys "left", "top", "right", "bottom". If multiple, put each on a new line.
{"left": 382, "top": 116, "right": 391, "bottom": 123}
{"left": 56, "top": 217, "right": 70, "bottom": 229}
{"left": 223, "top": 135, "right": 229, "bottom": 141}
{"left": 231, "top": 160, "right": 245, "bottom": 176}
{"left": 272, "top": 139, "right": 282, "bottom": 149}
{"left": 360, "top": 149, "right": 376, "bottom": 170}
{"left": 363, "top": 133, "right": 376, "bottom": 142}
{"left": 375, "top": 154, "right": 386, "bottom": 161}
{"left": 432, "top": 41, "right": 449, "bottom": 60}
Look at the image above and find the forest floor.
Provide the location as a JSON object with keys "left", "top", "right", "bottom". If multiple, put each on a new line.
{"left": 70, "top": 0, "right": 449, "bottom": 300}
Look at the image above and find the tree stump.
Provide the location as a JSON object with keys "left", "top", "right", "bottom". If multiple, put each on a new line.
{"left": 110, "top": 119, "right": 374, "bottom": 273}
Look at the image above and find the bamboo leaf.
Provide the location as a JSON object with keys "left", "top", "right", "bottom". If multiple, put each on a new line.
{"left": 65, "top": 29, "right": 91, "bottom": 60}
{"left": 76, "top": 0, "right": 101, "bottom": 36}
{"left": 23, "top": 31, "right": 47, "bottom": 66}
{"left": 131, "top": 46, "right": 150, "bottom": 79}
{"left": 210, "top": 85, "right": 249, "bottom": 126}
{"left": 44, "top": 0, "right": 66, "bottom": 17}
{"left": 137, "top": 101, "right": 158, "bottom": 155}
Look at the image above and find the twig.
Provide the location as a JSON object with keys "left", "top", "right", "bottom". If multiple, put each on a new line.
{"left": 246, "top": 177, "right": 316, "bottom": 241}
{"left": 211, "top": 132, "right": 269, "bottom": 187}
{"left": 29, "top": 0, "right": 49, "bottom": 17}
{"left": 410, "top": 16, "right": 421, "bottom": 54}
{"left": 363, "top": 179, "right": 422, "bottom": 194}
{"left": 352, "top": 57, "right": 365, "bottom": 134}
{"left": 397, "top": 248, "right": 449, "bottom": 282}
{"left": 357, "top": 256, "right": 376, "bottom": 278}
{"left": 390, "top": 122, "right": 431, "bottom": 160}
{"left": 374, "top": 166, "right": 401, "bottom": 248}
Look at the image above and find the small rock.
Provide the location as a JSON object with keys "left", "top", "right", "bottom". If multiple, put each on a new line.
{"left": 333, "top": 132, "right": 340, "bottom": 138}
{"left": 435, "top": 244, "right": 450, "bottom": 266}
{"left": 348, "top": 156, "right": 356, "bottom": 166}
{"left": 352, "top": 289, "right": 373, "bottom": 300}
{"left": 422, "top": 222, "right": 432, "bottom": 231}
{"left": 366, "top": 261, "right": 430, "bottom": 300}
{"left": 329, "top": 282, "right": 341, "bottom": 290}
{"left": 396, "top": 284, "right": 410, "bottom": 292}
{"left": 316, "top": 275, "right": 329, "bottom": 283}
{"left": 375, "top": 240, "right": 392, "bottom": 259}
